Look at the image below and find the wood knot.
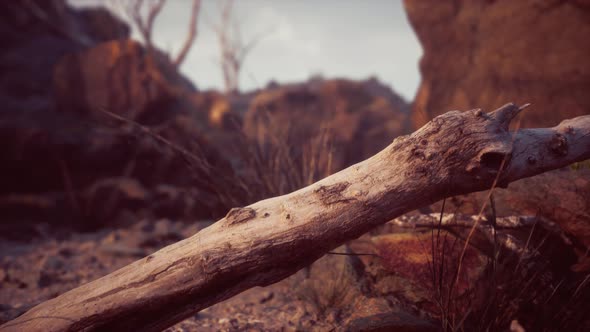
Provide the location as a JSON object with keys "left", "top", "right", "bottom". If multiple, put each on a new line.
{"left": 225, "top": 207, "right": 256, "bottom": 226}
{"left": 410, "top": 147, "right": 426, "bottom": 161}
{"left": 315, "top": 182, "right": 353, "bottom": 205}
{"left": 549, "top": 133, "right": 568, "bottom": 156}
{"left": 430, "top": 116, "right": 446, "bottom": 132}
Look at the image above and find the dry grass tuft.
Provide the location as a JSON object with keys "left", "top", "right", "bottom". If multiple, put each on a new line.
{"left": 294, "top": 256, "right": 355, "bottom": 318}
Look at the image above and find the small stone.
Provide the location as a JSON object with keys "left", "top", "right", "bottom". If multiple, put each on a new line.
{"left": 259, "top": 291, "right": 274, "bottom": 304}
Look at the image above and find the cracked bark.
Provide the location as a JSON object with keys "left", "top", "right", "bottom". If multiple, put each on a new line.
{"left": 2, "top": 103, "right": 589, "bottom": 332}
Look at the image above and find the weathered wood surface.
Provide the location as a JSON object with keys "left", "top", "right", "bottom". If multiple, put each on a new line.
{"left": 2, "top": 103, "right": 589, "bottom": 332}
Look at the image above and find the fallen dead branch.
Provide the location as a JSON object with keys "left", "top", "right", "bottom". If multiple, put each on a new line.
{"left": 2, "top": 103, "right": 589, "bottom": 331}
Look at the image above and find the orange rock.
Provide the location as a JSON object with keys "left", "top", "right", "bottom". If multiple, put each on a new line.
{"left": 405, "top": 0, "right": 590, "bottom": 129}
{"left": 53, "top": 39, "right": 196, "bottom": 122}
{"left": 372, "top": 231, "right": 487, "bottom": 299}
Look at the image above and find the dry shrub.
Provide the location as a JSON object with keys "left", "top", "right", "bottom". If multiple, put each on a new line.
{"left": 294, "top": 256, "right": 355, "bottom": 318}
{"left": 428, "top": 200, "right": 590, "bottom": 331}
{"left": 234, "top": 112, "right": 335, "bottom": 201}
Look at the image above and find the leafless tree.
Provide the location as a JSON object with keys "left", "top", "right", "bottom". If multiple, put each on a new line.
{"left": 127, "top": 0, "right": 166, "bottom": 50}
{"left": 212, "top": 0, "right": 267, "bottom": 94}
{"left": 174, "top": 0, "right": 201, "bottom": 66}
{"left": 109, "top": 0, "right": 201, "bottom": 67}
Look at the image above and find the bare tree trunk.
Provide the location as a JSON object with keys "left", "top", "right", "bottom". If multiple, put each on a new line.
{"left": 2, "top": 104, "right": 589, "bottom": 332}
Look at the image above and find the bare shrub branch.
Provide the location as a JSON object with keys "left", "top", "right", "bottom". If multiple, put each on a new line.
{"left": 108, "top": 0, "right": 200, "bottom": 66}
{"left": 173, "top": 0, "right": 201, "bottom": 66}
{"left": 127, "top": 0, "right": 166, "bottom": 50}
{"left": 212, "top": 0, "right": 269, "bottom": 94}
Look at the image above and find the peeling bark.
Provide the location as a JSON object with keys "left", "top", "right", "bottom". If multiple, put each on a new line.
{"left": 2, "top": 103, "right": 589, "bottom": 332}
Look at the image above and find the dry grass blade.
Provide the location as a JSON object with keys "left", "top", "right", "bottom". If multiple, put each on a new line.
{"left": 449, "top": 116, "right": 523, "bottom": 306}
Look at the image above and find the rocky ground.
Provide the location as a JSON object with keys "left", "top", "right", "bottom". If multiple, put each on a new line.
{"left": 0, "top": 217, "right": 440, "bottom": 331}
{"left": 2, "top": 212, "right": 588, "bottom": 331}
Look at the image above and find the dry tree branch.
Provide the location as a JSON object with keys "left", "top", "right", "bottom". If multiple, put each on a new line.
{"left": 110, "top": 0, "right": 200, "bottom": 65}
{"left": 173, "top": 0, "right": 201, "bottom": 66}
{"left": 128, "top": 0, "right": 166, "bottom": 50}
{"left": 212, "top": 0, "right": 269, "bottom": 94}
{"left": 2, "top": 103, "right": 590, "bottom": 332}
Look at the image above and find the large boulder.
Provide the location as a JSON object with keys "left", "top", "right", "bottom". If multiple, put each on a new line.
{"left": 0, "top": 0, "right": 129, "bottom": 111}
{"left": 405, "top": 0, "right": 590, "bottom": 129}
{"left": 52, "top": 39, "right": 197, "bottom": 122}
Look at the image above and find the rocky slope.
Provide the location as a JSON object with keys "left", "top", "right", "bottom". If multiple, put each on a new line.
{"left": 405, "top": 0, "right": 590, "bottom": 129}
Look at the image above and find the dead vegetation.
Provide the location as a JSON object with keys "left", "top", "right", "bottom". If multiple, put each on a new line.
{"left": 425, "top": 167, "right": 590, "bottom": 331}
{"left": 294, "top": 254, "right": 355, "bottom": 319}
{"left": 209, "top": 0, "right": 270, "bottom": 94}
{"left": 108, "top": 0, "right": 201, "bottom": 67}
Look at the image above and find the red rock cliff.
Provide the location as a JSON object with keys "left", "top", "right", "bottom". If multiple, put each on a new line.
{"left": 405, "top": 0, "right": 590, "bottom": 129}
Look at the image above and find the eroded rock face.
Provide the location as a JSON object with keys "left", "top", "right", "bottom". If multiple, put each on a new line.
{"left": 405, "top": 0, "right": 590, "bottom": 129}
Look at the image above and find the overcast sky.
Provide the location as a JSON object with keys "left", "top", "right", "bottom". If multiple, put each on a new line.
{"left": 69, "top": 0, "right": 422, "bottom": 101}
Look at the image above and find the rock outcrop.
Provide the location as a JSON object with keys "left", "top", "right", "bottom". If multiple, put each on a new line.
{"left": 53, "top": 39, "right": 196, "bottom": 122}
{"left": 405, "top": 0, "right": 590, "bottom": 274}
{"left": 405, "top": 0, "right": 590, "bottom": 129}
{"left": 0, "top": 1, "right": 240, "bottom": 231}
{"left": 0, "top": 0, "right": 129, "bottom": 112}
